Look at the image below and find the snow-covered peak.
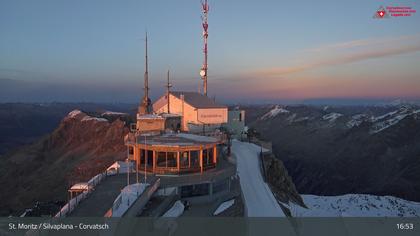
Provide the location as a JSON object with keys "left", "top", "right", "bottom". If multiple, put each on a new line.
{"left": 261, "top": 105, "right": 290, "bottom": 120}
{"left": 370, "top": 107, "right": 416, "bottom": 133}
{"left": 101, "top": 111, "right": 128, "bottom": 116}
{"left": 346, "top": 114, "right": 371, "bottom": 128}
{"left": 81, "top": 116, "right": 108, "bottom": 122}
{"left": 66, "top": 109, "right": 108, "bottom": 123}
{"left": 67, "top": 110, "right": 83, "bottom": 118}
{"left": 322, "top": 112, "right": 343, "bottom": 122}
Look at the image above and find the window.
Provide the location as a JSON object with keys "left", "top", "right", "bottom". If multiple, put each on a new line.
{"left": 190, "top": 151, "right": 199, "bottom": 167}
{"left": 167, "top": 152, "right": 177, "bottom": 168}
{"left": 157, "top": 152, "right": 166, "bottom": 167}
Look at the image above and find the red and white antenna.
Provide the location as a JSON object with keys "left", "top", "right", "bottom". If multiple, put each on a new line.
{"left": 200, "top": 0, "right": 209, "bottom": 96}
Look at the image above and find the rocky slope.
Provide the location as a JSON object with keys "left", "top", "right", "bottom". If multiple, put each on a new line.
{"left": 288, "top": 194, "right": 420, "bottom": 217}
{"left": 0, "top": 103, "right": 135, "bottom": 156}
{"left": 0, "top": 110, "right": 131, "bottom": 216}
{"left": 247, "top": 104, "right": 420, "bottom": 202}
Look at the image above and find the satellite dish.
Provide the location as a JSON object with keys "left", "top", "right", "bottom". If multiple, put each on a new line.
{"left": 200, "top": 69, "right": 206, "bottom": 77}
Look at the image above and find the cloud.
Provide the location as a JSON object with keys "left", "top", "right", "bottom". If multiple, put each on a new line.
{"left": 306, "top": 34, "right": 419, "bottom": 52}
{"left": 255, "top": 34, "right": 420, "bottom": 77}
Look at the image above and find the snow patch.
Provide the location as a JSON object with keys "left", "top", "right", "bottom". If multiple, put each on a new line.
{"left": 322, "top": 113, "right": 343, "bottom": 122}
{"left": 371, "top": 114, "right": 408, "bottom": 133}
{"left": 68, "top": 110, "right": 83, "bottom": 118}
{"left": 111, "top": 183, "right": 149, "bottom": 217}
{"left": 293, "top": 116, "right": 309, "bottom": 123}
{"left": 81, "top": 116, "right": 108, "bottom": 122}
{"left": 232, "top": 140, "right": 285, "bottom": 217}
{"left": 162, "top": 200, "right": 185, "bottom": 217}
{"left": 370, "top": 107, "right": 414, "bottom": 133}
{"left": 102, "top": 111, "right": 128, "bottom": 116}
{"left": 346, "top": 114, "right": 370, "bottom": 128}
{"left": 288, "top": 194, "right": 420, "bottom": 217}
{"left": 261, "top": 105, "right": 290, "bottom": 120}
{"left": 70, "top": 183, "right": 89, "bottom": 191}
{"left": 213, "top": 199, "right": 235, "bottom": 215}
{"left": 372, "top": 110, "right": 400, "bottom": 122}
{"left": 107, "top": 161, "right": 134, "bottom": 174}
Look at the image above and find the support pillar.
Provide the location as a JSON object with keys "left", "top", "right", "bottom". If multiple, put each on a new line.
{"left": 145, "top": 149, "right": 148, "bottom": 172}
{"left": 213, "top": 145, "right": 217, "bottom": 165}
{"left": 199, "top": 146, "right": 203, "bottom": 173}
{"left": 177, "top": 152, "right": 180, "bottom": 173}
{"left": 188, "top": 151, "right": 191, "bottom": 168}
{"left": 153, "top": 151, "right": 156, "bottom": 172}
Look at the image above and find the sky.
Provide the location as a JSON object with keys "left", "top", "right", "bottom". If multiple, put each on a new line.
{"left": 0, "top": 0, "right": 419, "bottom": 104}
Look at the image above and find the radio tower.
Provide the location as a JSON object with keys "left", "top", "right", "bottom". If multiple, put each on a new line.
{"left": 200, "top": 0, "right": 209, "bottom": 96}
{"left": 138, "top": 31, "right": 152, "bottom": 115}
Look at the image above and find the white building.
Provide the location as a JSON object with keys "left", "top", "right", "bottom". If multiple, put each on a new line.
{"left": 153, "top": 91, "right": 228, "bottom": 133}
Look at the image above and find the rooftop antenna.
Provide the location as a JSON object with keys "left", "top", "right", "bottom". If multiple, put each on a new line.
{"left": 144, "top": 31, "right": 150, "bottom": 110}
{"left": 138, "top": 31, "right": 153, "bottom": 115}
{"left": 166, "top": 69, "right": 172, "bottom": 113}
{"left": 200, "top": 0, "right": 209, "bottom": 96}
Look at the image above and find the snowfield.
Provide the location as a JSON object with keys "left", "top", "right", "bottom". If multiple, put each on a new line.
{"left": 68, "top": 110, "right": 83, "bottom": 118}
{"left": 162, "top": 200, "right": 185, "bottom": 217}
{"left": 288, "top": 194, "right": 420, "bottom": 217}
{"left": 346, "top": 114, "right": 371, "bottom": 128}
{"left": 111, "top": 183, "right": 149, "bottom": 217}
{"left": 102, "top": 111, "right": 128, "bottom": 116}
{"left": 322, "top": 112, "right": 343, "bottom": 122}
{"left": 213, "top": 199, "right": 235, "bottom": 215}
{"left": 261, "top": 105, "right": 290, "bottom": 120}
{"left": 81, "top": 116, "right": 108, "bottom": 122}
{"left": 370, "top": 107, "right": 412, "bottom": 133}
{"left": 232, "top": 140, "right": 285, "bottom": 217}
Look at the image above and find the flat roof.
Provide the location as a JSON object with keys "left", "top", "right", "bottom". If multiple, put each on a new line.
{"left": 135, "top": 132, "right": 220, "bottom": 147}
{"left": 170, "top": 91, "right": 227, "bottom": 109}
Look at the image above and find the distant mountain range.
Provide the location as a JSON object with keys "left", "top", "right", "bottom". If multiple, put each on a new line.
{"left": 246, "top": 103, "right": 420, "bottom": 202}
{"left": 1, "top": 102, "right": 420, "bottom": 216}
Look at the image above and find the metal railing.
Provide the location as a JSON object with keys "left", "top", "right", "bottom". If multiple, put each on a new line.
{"left": 55, "top": 171, "right": 107, "bottom": 217}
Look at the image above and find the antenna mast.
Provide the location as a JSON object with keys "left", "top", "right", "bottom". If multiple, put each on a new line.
{"left": 138, "top": 31, "right": 152, "bottom": 115}
{"left": 144, "top": 32, "right": 149, "bottom": 102}
{"left": 166, "top": 69, "right": 172, "bottom": 113}
{"left": 200, "top": 0, "right": 209, "bottom": 96}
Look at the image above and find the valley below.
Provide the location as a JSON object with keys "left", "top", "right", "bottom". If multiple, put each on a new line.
{"left": 246, "top": 103, "right": 420, "bottom": 202}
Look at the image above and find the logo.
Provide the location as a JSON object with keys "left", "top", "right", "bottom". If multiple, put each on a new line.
{"left": 374, "top": 5, "right": 416, "bottom": 19}
{"left": 373, "top": 6, "right": 389, "bottom": 18}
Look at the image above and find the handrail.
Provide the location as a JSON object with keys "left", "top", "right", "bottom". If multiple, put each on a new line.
{"left": 55, "top": 171, "right": 107, "bottom": 217}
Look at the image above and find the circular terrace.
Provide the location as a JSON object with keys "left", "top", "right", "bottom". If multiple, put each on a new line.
{"left": 125, "top": 132, "right": 226, "bottom": 174}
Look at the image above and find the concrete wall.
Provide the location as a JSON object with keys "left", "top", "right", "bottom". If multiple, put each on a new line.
{"left": 136, "top": 118, "right": 165, "bottom": 132}
{"left": 224, "top": 110, "right": 246, "bottom": 139}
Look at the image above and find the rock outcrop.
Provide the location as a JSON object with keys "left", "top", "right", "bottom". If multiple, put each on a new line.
{"left": 0, "top": 110, "right": 130, "bottom": 216}
{"left": 262, "top": 153, "right": 306, "bottom": 216}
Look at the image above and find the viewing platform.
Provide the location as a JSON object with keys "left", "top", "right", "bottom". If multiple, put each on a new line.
{"left": 125, "top": 132, "right": 227, "bottom": 174}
